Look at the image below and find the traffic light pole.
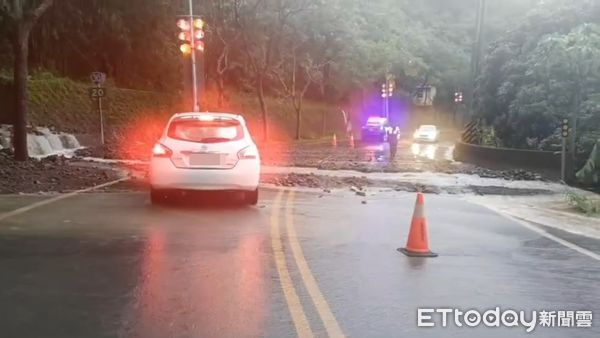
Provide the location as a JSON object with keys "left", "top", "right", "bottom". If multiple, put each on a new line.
{"left": 561, "top": 118, "right": 570, "bottom": 183}
{"left": 561, "top": 137, "right": 567, "bottom": 182}
{"left": 385, "top": 95, "right": 389, "bottom": 119}
{"left": 188, "top": 0, "right": 199, "bottom": 112}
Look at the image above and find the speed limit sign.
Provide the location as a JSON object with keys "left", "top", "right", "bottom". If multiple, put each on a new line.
{"left": 90, "top": 72, "right": 106, "bottom": 85}
{"left": 89, "top": 87, "right": 106, "bottom": 99}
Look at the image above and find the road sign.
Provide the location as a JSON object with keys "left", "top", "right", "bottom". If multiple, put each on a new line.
{"left": 89, "top": 86, "right": 106, "bottom": 145}
{"left": 89, "top": 87, "right": 107, "bottom": 99}
{"left": 90, "top": 72, "right": 106, "bottom": 85}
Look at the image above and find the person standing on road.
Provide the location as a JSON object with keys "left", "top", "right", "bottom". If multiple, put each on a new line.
{"left": 388, "top": 126, "right": 400, "bottom": 161}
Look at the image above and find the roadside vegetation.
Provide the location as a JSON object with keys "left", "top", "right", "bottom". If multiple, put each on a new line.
{"left": 566, "top": 190, "right": 600, "bottom": 217}
{"left": 475, "top": 2, "right": 600, "bottom": 155}
{"left": 0, "top": 0, "right": 598, "bottom": 167}
{"left": 0, "top": 0, "right": 539, "bottom": 141}
{"left": 0, "top": 72, "right": 344, "bottom": 141}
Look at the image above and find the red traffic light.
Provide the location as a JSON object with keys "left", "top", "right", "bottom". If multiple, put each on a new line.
{"left": 178, "top": 32, "right": 190, "bottom": 41}
{"left": 177, "top": 18, "right": 190, "bottom": 31}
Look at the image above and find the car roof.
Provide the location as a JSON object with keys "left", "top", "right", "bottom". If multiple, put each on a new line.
{"left": 171, "top": 112, "right": 244, "bottom": 122}
{"left": 419, "top": 125, "right": 437, "bottom": 129}
{"left": 367, "top": 116, "right": 388, "bottom": 123}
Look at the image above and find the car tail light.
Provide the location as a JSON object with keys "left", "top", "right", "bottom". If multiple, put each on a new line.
{"left": 238, "top": 146, "right": 258, "bottom": 160}
{"left": 152, "top": 143, "right": 172, "bottom": 157}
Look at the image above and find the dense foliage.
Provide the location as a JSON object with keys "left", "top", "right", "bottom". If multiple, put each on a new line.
{"left": 475, "top": 0, "right": 600, "bottom": 151}
{"left": 7, "top": 0, "right": 595, "bottom": 144}
{"left": 0, "top": 0, "right": 537, "bottom": 97}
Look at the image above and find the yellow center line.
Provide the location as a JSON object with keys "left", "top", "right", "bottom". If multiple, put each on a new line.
{"left": 270, "top": 190, "right": 314, "bottom": 338}
{"left": 285, "top": 191, "right": 346, "bottom": 338}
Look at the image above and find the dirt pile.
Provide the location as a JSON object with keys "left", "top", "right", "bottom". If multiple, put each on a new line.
{"left": 0, "top": 149, "right": 121, "bottom": 194}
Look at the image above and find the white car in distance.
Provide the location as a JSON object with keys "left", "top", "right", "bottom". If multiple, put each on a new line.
{"left": 413, "top": 125, "right": 440, "bottom": 143}
{"left": 150, "top": 112, "right": 260, "bottom": 205}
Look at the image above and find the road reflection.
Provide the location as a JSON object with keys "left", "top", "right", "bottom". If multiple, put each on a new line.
{"left": 131, "top": 223, "right": 267, "bottom": 337}
{"left": 411, "top": 143, "right": 437, "bottom": 160}
{"left": 363, "top": 143, "right": 388, "bottom": 162}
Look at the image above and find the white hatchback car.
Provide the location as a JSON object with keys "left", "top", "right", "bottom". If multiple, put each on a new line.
{"left": 149, "top": 112, "right": 260, "bottom": 205}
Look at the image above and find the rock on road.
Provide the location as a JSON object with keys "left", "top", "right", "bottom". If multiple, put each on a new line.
{"left": 0, "top": 189, "right": 599, "bottom": 338}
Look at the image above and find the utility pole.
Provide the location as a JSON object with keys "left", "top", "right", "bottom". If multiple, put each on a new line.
{"left": 469, "top": 0, "right": 487, "bottom": 116}
{"left": 188, "top": 0, "right": 199, "bottom": 112}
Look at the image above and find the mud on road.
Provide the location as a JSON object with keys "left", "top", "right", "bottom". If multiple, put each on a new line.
{"left": 1, "top": 138, "right": 551, "bottom": 196}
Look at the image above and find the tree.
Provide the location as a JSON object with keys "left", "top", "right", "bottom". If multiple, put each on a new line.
{"left": 237, "top": 0, "right": 311, "bottom": 141}
{"left": 1, "top": 0, "right": 54, "bottom": 161}
{"left": 204, "top": 0, "right": 243, "bottom": 107}
{"left": 475, "top": 1, "right": 600, "bottom": 154}
{"left": 273, "top": 42, "right": 324, "bottom": 139}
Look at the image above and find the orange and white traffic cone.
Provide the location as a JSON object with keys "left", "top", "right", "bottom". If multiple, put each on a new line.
{"left": 398, "top": 193, "right": 438, "bottom": 257}
{"left": 332, "top": 133, "right": 338, "bottom": 148}
{"left": 349, "top": 133, "right": 355, "bottom": 149}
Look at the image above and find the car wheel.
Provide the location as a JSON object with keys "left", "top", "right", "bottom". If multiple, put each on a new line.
{"left": 150, "top": 188, "right": 166, "bottom": 205}
{"left": 245, "top": 189, "right": 259, "bottom": 205}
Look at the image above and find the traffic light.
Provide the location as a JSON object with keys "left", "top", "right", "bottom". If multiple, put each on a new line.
{"left": 454, "top": 91, "right": 463, "bottom": 103}
{"left": 381, "top": 81, "right": 395, "bottom": 98}
{"left": 176, "top": 17, "right": 206, "bottom": 55}
{"left": 416, "top": 87, "right": 424, "bottom": 99}
{"left": 176, "top": 18, "right": 190, "bottom": 31}
{"left": 193, "top": 18, "right": 205, "bottom": 30}
{"left": 561, "top": 118, "right": 570, "bottom": 138}
{"left": 180, "top": 43, "right": 192, "bottom": 55}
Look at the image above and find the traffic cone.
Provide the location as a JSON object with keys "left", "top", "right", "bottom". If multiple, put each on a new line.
{"left": 398, "top": 193, "right": 438, "bottom": 257}
{"left": 349, "top": 133, "right": 355, "bottom": 149}
{"left": 332, "top": 133, "right": 337, "bottom": 147}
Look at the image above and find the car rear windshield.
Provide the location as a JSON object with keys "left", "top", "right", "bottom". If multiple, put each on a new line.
{"left": 167, "top": 118, "right": 244, "bottom": 143}
{"left": 419, "top": 125, "right": 436, "bottom": 131}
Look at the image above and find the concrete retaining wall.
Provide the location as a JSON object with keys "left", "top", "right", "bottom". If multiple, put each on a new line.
{"left": 454, "top": 141, "right": 562, "bottom": 176}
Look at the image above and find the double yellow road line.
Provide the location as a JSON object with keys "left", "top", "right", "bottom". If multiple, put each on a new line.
{"left": 270, "top": 190, "right": 346, "bottom": 338}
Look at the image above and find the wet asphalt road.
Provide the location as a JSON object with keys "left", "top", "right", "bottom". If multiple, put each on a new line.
{"left": 361, "top": 138, "right": 456, "bottom": 163}
{"left": 0, "top": 189, "right": 599, "bottom": 338}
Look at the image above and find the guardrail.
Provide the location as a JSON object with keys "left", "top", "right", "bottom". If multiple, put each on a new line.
{"left": 454, "top": 141, "right": 562, "bottom": 175}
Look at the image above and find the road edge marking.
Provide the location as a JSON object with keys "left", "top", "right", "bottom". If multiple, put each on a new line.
{"left": 270, "top": 190, "right": 314, "bottom": 338}
{"left": 476, "top": 202, "right": 600, "bottom": 262}
{"left": 285, "top": 191, "right": 346, "bottom": 338}
{"left": 0, "top": 178, "right": 128, "bottom": 222}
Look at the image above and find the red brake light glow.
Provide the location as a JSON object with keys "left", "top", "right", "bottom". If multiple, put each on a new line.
{"left": 238, "top": 146, "right": 258, "bottom": 160}
{"left": 152, "top": 143, "right": 172, "bottom": 157}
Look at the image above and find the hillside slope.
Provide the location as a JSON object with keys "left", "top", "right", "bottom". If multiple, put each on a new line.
{"left": 0, "top": 75, "right": 344, "bottom": 141}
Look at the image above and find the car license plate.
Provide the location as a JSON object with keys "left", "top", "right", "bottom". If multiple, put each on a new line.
{"left": 189, "top": 153, "right": 223, "bottom": 166}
